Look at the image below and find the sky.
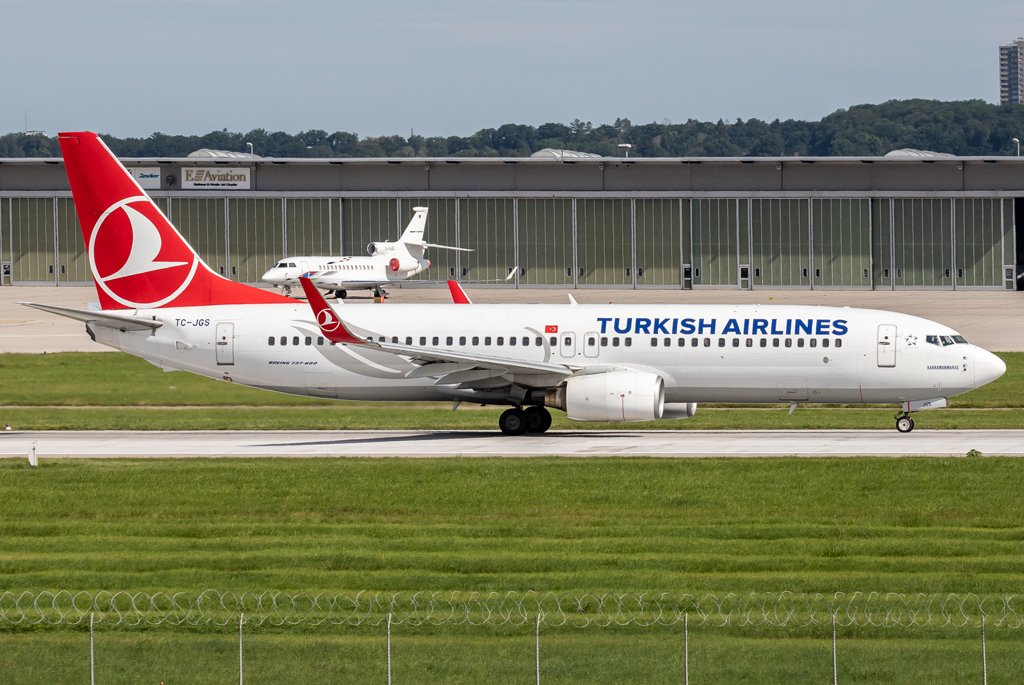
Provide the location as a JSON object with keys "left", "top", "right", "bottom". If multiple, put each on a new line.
{"left": 2, "top": 0, "right": 1020, "bottom": 139}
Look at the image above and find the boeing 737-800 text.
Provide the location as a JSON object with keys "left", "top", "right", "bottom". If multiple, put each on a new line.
{"left": 24, "top": 132, "right": 1006, "bottom": 435}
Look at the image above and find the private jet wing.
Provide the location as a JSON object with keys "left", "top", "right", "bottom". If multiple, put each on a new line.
{"left": 299, "top": 277, "right": 573, "bottom": 386}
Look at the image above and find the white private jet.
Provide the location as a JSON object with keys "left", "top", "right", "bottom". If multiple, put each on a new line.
{"left": 261, "top": 206, "right": 471, "bottom": 299}
{"left": 24, "top": 132, "right": 1006, "bottom": 435}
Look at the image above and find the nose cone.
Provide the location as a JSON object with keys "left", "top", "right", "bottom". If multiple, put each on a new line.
{"left": 975, "top": 349, "right": 1006, "bottom": 388}
{"left": 262, "top": 269, "right": 283, "bottom": 284}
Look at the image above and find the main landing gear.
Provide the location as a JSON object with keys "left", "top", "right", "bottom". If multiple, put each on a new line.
{"left": 499, "top": 406, "right": 553, "bottom": 436}
{"left": 895, "top": 411, "right": 916, "bottom": 433}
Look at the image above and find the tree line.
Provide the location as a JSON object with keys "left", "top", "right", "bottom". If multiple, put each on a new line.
{"left": 4, "top": 99, "right": 1024, "bottom": 159}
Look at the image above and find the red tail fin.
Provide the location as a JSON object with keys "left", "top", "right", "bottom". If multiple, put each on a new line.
{"left": 59, "top": 131, "right": 291, "bottom": 310}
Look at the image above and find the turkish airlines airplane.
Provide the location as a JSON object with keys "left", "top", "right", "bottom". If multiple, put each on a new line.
{"left": 24, "top": 132, "right": 1006, "bottom": 435}
{"left": 260, "top": 206, "right": 471, "bottom": 299}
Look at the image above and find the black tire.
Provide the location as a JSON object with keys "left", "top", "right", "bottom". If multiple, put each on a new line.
{"left": 499, "top": 408, "right": 528, "bottom": 436}
{"left": 896, "top": 416, "right": 913, "bottom": 433}
{"left": 524, "top": 406, "right": 553, "bottom": 434}
{"left": 336, "top": 290, "right": 347, "bottom": 299}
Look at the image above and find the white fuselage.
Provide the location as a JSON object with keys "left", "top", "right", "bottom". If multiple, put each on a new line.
{"left": 261, "top": 253, "right": 428, "bottom": 291}
{"left": 88, "top": 302, "right": 1005, "bottom": 406}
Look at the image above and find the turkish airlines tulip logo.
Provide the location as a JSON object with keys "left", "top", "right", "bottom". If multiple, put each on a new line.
{"left": 90, "top": 197, "right": 199, "bottom": 308}
{"left": 317, "top": 307, "right": 341, "bottom": 332}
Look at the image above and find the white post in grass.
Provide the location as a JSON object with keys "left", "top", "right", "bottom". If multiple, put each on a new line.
{"left": 28, "top": 441, "right": 37, "bottom": 467}
{"left": 387, "top": 612, "right": 393, "bottom": 685}
{"left": 535, "top": 612, "right": 542, "bottom": 685}
{"left": 89, "top": 612, "right": 95, "bottom": 685}
{"left": 832, "top": 613, "right": 838, "bottom": 685}
{"left": 684, "top": 612, "right": 689, "bottom": 685}
{"left": 981, "top": 614, "right": 988, "bottom": 685}
{"left": 238, "top": 613, "right": 244, "bottom": 685}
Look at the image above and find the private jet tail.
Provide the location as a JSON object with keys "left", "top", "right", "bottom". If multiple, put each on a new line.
{"left": 398, "top": 206, "right": 472, "bottom": 255}
{"left": 58, "top": 131, "right": 290, "bottom": 310}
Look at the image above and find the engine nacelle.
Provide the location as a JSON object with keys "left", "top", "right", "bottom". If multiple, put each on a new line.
{"left": 366, "top": 241, "right": 391, "bottom": 256}
{"left": 387, "top": 255, "right": 421, "bottom": 273}
{"left": 662, "top": 402, "right": 698, "bottom": 419}
{"left": 546, "top": 371, "right": 665, "bottom": 422}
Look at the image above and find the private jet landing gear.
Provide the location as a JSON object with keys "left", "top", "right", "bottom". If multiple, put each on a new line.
{"left": 372, "top": 286, "right": 388, "bottom": 300}
{"left": 499, "top": 406, "right": 552, "bottom": 435}
{"left": 895, "top": 413, "right": 915, "bottom": 433}
{"left": 334, "top": 289, "right": 347, "bottom": 300}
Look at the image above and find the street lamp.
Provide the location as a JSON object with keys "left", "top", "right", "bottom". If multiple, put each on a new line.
{"left": 1013, "top": 138, "right": 1020, "bottom": 156}
{"left": 617, "top": 143, "right": 632, "bottom": 159}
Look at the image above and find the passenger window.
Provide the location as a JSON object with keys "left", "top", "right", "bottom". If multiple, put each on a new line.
{"left": 678, "top": 338, "right": 685, "bottom": 347}
{"left": 718, "top": 338, "right": 726, "bottom": 348}
{"left": 759, "top": 339, "right": 767, "bottom": 348}
{"left": 292, "top": 336, "right": 300, "bottom": 346}
{"left": 651, "top": 338, "right": 658, "bottom": 347}
{"left": 432, "top": 336, "right": 439, "bottom": 345}
{"left": 306, "top": 337, "right": 313, "bottom": 346}
{"left": 522, "top": 337, "right": 530, "bottom": 346}
{"left": 691, "top": 338, "right": 698, "bottom": 348}
{"left": 497, "top": 337, "right": 505, "bottom": 345}
{"left": 772, "top": 338, "right": 780, "bottom": 348}
{"left": 549, "top": 336, "right": 557, "bottom": 347}
{"left": 746, "top": 338, "right": 753, "bottom": 347}
{"left": 419, "top": 336, "right": 427, "bottom": 345}
{"left": 317, "top": 336, "right": 324, "bottom": 346}
{"left": 535, "top": 337, "right": 542, "bottom": 346}
{"left": 268, "top": 337, "right": 275, "bottom": 346}
{"left": 809, "top": 339, "right": 817, "bottom": 348}
{"left": 510, "top": 336, "right": 517, "bottom": 346}
{"left": 473, "top": 336, "right": 480, "bottom": 345}
{"left": 797, "top": 339, "right": 805, "bottom": 348}
{"left": 588, "top": 337, "right": 597, "bottom": 347}
{"left": 280, "top": 336, "right": 287, "bottom": 346}
{"left": 613, "top": 338, "right": 620, "bottom": 347}
{"left": 836, "top": 339, "right": 843, "bottom": 348}
{"left": 446, "top": 336, "right": 453, "bottom": 345}
{"left": 822, "top": 339, "right": 830, "bottom": 348}
{"left": 601, "top": 337, "right": 608, "bottom": 347}
{"left": 703, "top": 338, "right": 711, "bottom": 347}
{"left": 406, "top": 337, "right": 413, "bottom": 345}
{"left": 785, "top": 339, "right": 792, "bottom": 348}
{"left": 485, "top": 336, "right": 492, "bottom": 345}
{"left": 459, "top": 336, "right": 466, "bottom": 345}
{"left": 624, "top": 338, "right": 632, "bottom": 347}
{"left": 732, "top": 338, "right": 739, "bottom": 348}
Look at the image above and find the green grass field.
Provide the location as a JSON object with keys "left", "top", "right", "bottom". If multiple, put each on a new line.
{"left": 0, "top": 351, "right": 1022, "bottom": 430}
{"left": 2, "top": 457, "right": 1024, "bottom": 682}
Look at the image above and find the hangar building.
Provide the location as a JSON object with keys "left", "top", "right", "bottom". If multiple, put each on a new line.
{"left": 1, "top": 150, "right": 1023, "bottom": 290}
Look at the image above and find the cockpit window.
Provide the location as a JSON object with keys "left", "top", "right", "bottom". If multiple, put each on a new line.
{"left": 953, "top": 335, "right": 969, "bottom": 344}
{"left": 927, "top": 334, "right": 964, "bottom": 346}
{"left": 940, "top": 336, "right": 954, "bottom": 346}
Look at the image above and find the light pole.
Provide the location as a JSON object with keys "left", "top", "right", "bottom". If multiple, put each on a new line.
{"left": 617, "top": 143, "right": 632, "bottom": 159}
{"left": 1013, "top": 138, "right": 1020, "bottom": 157}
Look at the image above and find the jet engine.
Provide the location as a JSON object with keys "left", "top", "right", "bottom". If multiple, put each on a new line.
{"left": 545, "top": 371, "right": 665, "bottom": 422}
{"left": 387, "top": 255, "right": 422, "bottom": 273}
{"left": 366, "top": 241, "right": 391, "bottom": 256}
{"left": 662, "top": 402, "right": 698, "bottom": 419}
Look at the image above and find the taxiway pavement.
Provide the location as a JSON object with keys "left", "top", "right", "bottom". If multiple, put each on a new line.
{"left": 2, "top": 429, "right": 1022, "bottom": 458}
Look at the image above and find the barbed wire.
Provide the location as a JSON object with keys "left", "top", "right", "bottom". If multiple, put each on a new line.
{"left": 1, "top": 591, "right": 1020, "bottom": 629}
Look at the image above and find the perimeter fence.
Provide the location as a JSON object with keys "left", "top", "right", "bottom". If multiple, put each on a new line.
{"left": 3, "top": 589, "right": 1023, "bottom": 629}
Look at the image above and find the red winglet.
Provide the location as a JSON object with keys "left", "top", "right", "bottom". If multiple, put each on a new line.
{"left": 299, "top": 277, "right": 364, "bottom": 344}
{"left": 447, "top": 280, "right": 473, "bottom": 304}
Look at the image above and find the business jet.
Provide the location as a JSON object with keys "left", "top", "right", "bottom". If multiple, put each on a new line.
{"left": 24, "top": 132, "right": 1006, "bottom": 436}
{"left": 261, "top": 206, "right": 471, "bottom": 299}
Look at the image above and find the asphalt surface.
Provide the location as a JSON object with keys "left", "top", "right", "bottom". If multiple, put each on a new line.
{"left": 3, "top": 429, "right": 1022, "bottom": 458}
{"left": 3, "top": 284, "right": 1024, "bottom": 353}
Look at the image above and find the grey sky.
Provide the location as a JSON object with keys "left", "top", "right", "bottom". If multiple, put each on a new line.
{"left": 2, "top": 0, "right": 1019, "bottom": 138}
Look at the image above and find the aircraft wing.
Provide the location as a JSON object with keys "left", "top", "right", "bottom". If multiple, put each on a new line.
{"left": 20, "top": 302, "right": 163, "bottom": 331}
{"left": 299, "top": 277, "right": 573, "bottom": 386}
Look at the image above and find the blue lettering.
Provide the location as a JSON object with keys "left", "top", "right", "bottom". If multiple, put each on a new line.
{"left": 653, "top": 318, "right": 669, "bottom": 335}
{"left": 752, "top": 319, "right": 768, "bottom": 335}
{"left": 833, "top": 319, "right": 848, "bottom": 336}
{"left": 722, "top": 319, "right": 741, "bottom": 335}
{"left": 770, "top": 319, "right": 785, "bottom": 335}
{"left": 613, "top": 318, "right": 632, "bottom": 335}
{"left": 794, "top": 319, "right": 813, "bottom": 335}
{"left": 597, "top": 317, "right": 612, "bottom": 334}
{"left": 815, "top": 319, "right": 831, "bottom": 335}
{"left": 697, "top": 319, "right": 717, "bottom": 334}
{"left": 680, "top": 318, "right": 696, "bottom": 335}
{"left": 635, "top": 318, "right": 652, "bottom": 334}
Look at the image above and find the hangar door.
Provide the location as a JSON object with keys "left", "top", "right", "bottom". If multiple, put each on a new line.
{"left": 691, "top": 199, "right": 742, "bottom": 287}
{"left": 750, "top": 199, "right": 808, "bottom": 287}
{"left": 812, "top": 199, "right": 871, "bottom": 288}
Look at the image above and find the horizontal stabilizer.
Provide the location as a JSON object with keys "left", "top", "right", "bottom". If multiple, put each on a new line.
{"left": 20, "top": 302, "right": 163, "bottom": 331}
{"left": 406, "top": 242, "right": 474, "bottom": 252}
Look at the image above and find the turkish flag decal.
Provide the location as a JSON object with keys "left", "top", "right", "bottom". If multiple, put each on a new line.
{"left": 544, "top": 324, "right": 558, "bottom": 334}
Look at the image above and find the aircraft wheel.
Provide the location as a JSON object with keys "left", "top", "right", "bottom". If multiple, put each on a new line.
{"left": 499, "top": 408, "right": 528, "bottom": 436}
{"left": 896, "top": 416, "right": 914, "bottom": 433}
{"left": 524, "top": 406, "right": 553, "bottom": 434}
{"left": 335, "top": 289, "right": 347, "bottom": 300}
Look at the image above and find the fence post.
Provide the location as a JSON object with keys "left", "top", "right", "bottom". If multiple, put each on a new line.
{"left": 981, "top": 614, "right": 988, "bottom": 685}
{"left": 535, "top": 612, "right": 542, "bottom": 685}
{"left": 684, "top": 612, "right": 689, "bottom": 685}
{"left": 832, "top": 613, "right": 838, "bottom": 685}
{"left": 89, "top": 612, "right": 95, "bottom": 685}
{"left": 238, "top": 612, "right": 244, "bottom": 685}
{"left": 387, "top": 612, "right": 393, "bottom": 685}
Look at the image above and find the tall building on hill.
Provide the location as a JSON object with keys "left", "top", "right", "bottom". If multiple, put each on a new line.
{"left": 1000, "top": 38, "right": 1024, "bottom": 104}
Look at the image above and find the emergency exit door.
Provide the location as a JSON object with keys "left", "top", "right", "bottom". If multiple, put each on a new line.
{"left": 877, "top": 324, "right": 897, "bottom": 368}
{"left": 216, "top": 323, "right": 235, "bottom": 365}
